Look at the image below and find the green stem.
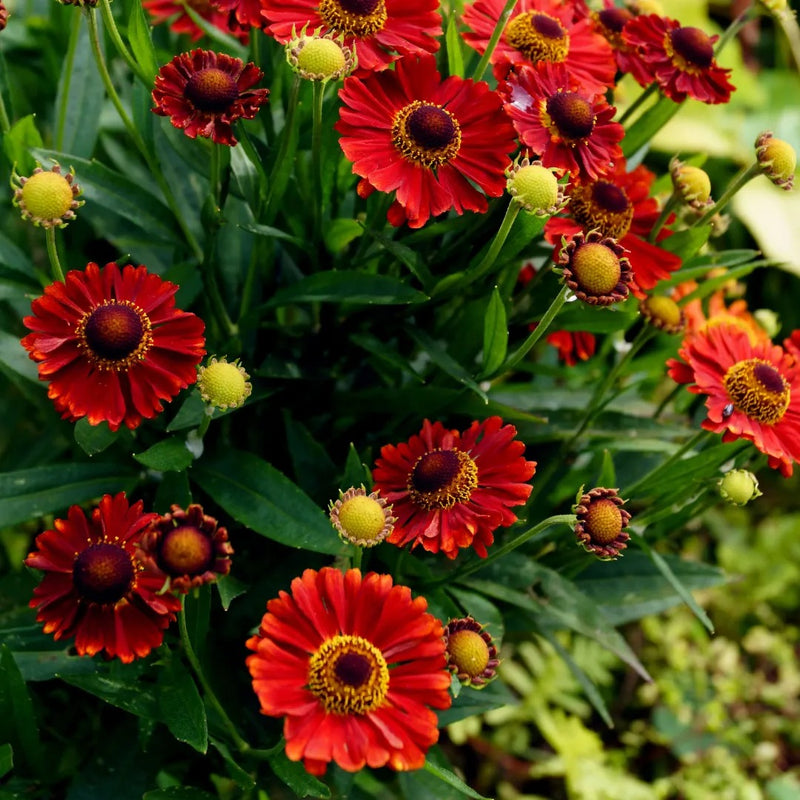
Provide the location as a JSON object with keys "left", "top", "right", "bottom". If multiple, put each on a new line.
{"left": 618, "top": 82, "right": 658, "bottom": 126}
{"left": 210, "top": 142, "right": 222, "bottom": 211}
{"left": 86, "top": 8, "right": 204, "bottom": 262}
{"left": 0, "top": 87, "right": 9, "bottom": 134}
{"left": 472, "top": 0, "right": 518, "bottom": 82}
{"left": 99, "top": 0, "right": 148, "bottom": 85}
{"left": 694, "top": 162, "right": 760, "bottom": 227}
{"left": 178, "top": 600, "right": 250, "bottom": 754}
{"left": 647, "top": 191, "right": 680, "bottom": 243}
{"left": 311, "top": 80, "right": 325, "bottom": 257}
{"left": 263, "top": 74, "right": 302, "bottom": 223}
{"left": 500, "top": 283, "right": 570, "bottom": 374}
{"left": 55, "top": 12, "right": 82, "bottom": 151}
{"left": 351, "top": 546, "right": 363, "bottom": 571}
{"left": 714, "top": 6, "right": 755, "bottom": 56}
{"left": 45, "top": 228, "right": 65, "bottom": 282}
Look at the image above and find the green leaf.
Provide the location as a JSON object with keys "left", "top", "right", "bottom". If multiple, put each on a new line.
{"left": 283, "top": 412, "right": 337, "bottom": 499}
{"left": 143, "top": 789, "right": 218, "bottom": 800}
{"left": 267, "top": 747, "right": 331, "bottom": 799}
{"left": 597, "top": 449, "right": 616, "bottom": 487}
{"left": 215, "top": 574, "right": 248, "bottom": 611}
{"left": 0, "top": 330, "right": 39, "bottom": 384}
{"left": 134, "top": 437, "right": 194, "bottom": 472}
{"left": 0, "top": 743, "right": 12, "bottom": 780}
{"left": 240, "top": 221, "right": 310, "bottom": 249}
{"left": 127, "top": 0, "right": 159, "bottom": 82}
{"left": 192, "top": 449, "right": 343, "bottom": 554}
{"left": 342, "top": 442, "right": 372, "bottom": 488}
{"left": 481, "top": 288, "right": 508, "bottom": 377}
{"left": 210, "top": 738, "right": 257, "bottom": 790}
{"left": 3, "top": 115, "right": 43, "bottom": 175}
{"left": 437, "top": 679, "right": 516, "bottom": 726}
{"left": 362, "top": 227, "right": 434, "bottom": 288}
{"left": 622, "top": 94, "right": 681, "bottom": 158}
{"left": 0, "top": 463, "right": 138, "bottom": 527}
{"left": 64, "top": 672, "right": 159, "bottom": 719}
{"left": 422, "top": 759, "right": 492, "bottom": 800}
{"left": 323, "top": 218, "right": 363, "bottom": 253}
{"left": 157, "top": 658, "right": 208, "bottom": 754}
{"left": 12, "top": 649, "right": 97, "bottom": 683}
{"left": 445, "top": 11, "right": 465, "bottom": 78}
{"left": 266, "top": 270, "right": 428, "bottom": 306}
{"left": 167, "top": 391, "right": 207, "bottom": 432}
{"left": 0, "top": 645, "right": 43, "bottom": 775}
{"left": 349, "top": 331, "right": 425, "bottom": 383}
{"left": 74, "top": 418, "right": 119, "bottom": 456}
{"left": 660, "top": 225, "right": 711, "bottom": 259}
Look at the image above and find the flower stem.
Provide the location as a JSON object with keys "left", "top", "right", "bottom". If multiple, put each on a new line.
{"left": 647, "top": 191, "right": 680, "bottom": 243}
{"left": 311, "top": 80, "right": 325, "bottom": 259}
{"left": 99, "top": 0, "right": 149, "bottom": 85}
{"left": 263, "top": 74, "right": 302, "bottom": 224}
{"left": 55, "top": 11, "right": 82, "bottom": 151}
{"left": 45, "top": 228, "right": 65, "bottom": 282}
{"left": 694, "top": 162, "right": 760, "bottom": 227}
{"left": 472, "top": 0, "right": 518, "bottom": 82}
{"left": 714, "top": 6, "right": 756, "bottom": 56}
{"left": 178, "top": 599, "right": 251, "bottom": 754}
{"left": 618, "top": 82, "right": 658, "bottom": 126}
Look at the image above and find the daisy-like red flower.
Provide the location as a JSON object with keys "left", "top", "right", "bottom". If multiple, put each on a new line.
{"left": 622, "top": 14, "right": 735, "bottom": 104}
{"left": 22, "top": 262, "right": 205, "bottom": 432}
{"left": 501, "top": 62, "right": 624, "bottom": 182}
{"left": 143, "top": 0, "right": 245, "bottom": 42}
{"left": 152, "top": 49, "right": 269, "bottom": 146}
{"left": 546, "top": 329, "right": 596, "bottom": 365}
{"left": 544, "top": 158, "right": 681, "bottom": 295}
{"left": 336, "top": 54, "right": 517, "bottom": 229}
{"left": 214, "top": 0, "right": 263, "bottom": 29}
{"left": 462, "top": 0, "right": 616, "bottom": 95}
{"left": 372, "top": 417, "right": 536, "bottom": 559}
{"left": 261, "top": 0, "right": 441, "bottom": 73}
{"left": 667, "top": 324, "right": 800, "bottom": 477}
{"left": 245, "top": 567, "right": 451, "bottom": 775}
{"left": 24, "top": 493, "right": 181, "bottom": 663}
{"left": 590, "top": 0, "right": 641, "bottom": 77}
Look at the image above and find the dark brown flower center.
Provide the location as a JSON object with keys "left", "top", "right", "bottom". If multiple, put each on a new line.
{"left": 506, "top": 11, "right": 570, "bottom": 63}
{"left": 307, "top": 635, "right": 389, "bottom": 715}
{"left": 318, "top": 0, "right": 387, "bottom": 37}
{"left": 407, "top": 448, "right": 479, "bottom": 510}
{"left": 392, "top": 101, "right": 462, "bottom": 168}
{"left": 597, "top": 6, "right": 633, "bottom": 34}
{"left": 570, "top": 180, "right": 634, "bottom": 239}
{"left": 158, "top": 525, "right": 213, "bottom": 576}
{"left": 668, "top": 26, "right": 714, "bottom": 69}
{"left": 79, "top": 301, "right": 153, "bottom": 370}
{"left": 546, "top": 92, "right": 595, "bottom": 142}
{"left": 185, "top": 67, "right": 240, "bottom": 113}
{"left": 723, "top": 358, "right": 790, "bottom": 425}
{"left": 73, "top": 543, "right": 135, "bottom": 605}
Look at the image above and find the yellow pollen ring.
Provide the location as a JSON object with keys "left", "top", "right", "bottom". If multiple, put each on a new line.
{"left": 307, "top": 634, "right": 389, "bottom": 715}
{"left": 75, "top": 300, "right": 153, "bottom": 373}
{"left": 570, "top": 182, "right": 634, "bottom": 239}
{"left": 391, "top": 101, "right": 462, "bottom": 169}
{"left": 505, "top": 11, "right": 570, "bottom": 63}
{"left": 407, "top": 448, "right": 479, "bottom": 511}
{"left": 723, "top": 358, "right": 790, "bottom": 425}
{"left": 317, "top": 0, "right": 387, "bottom": 38}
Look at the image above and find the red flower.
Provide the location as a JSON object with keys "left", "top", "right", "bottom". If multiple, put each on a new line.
{"left": 261, "top": 0, "right": 442, "bottom": 73}
{"left": 667, "top": 325, "right": 800, "bottom": 477}
{"left": 372, "top": 417, "right": 536, "bottom": 559}
{"left": 501, "top": 62, "right": 624, "bottom": 181}
{"left": 622, "top": 14, "right": 735, "bottom": 104}
{"left": 25, "top": 493, "right": 181, "bottom": 663}
{"left": 590, "top": 0, "right": 642, "bottom": 78}
{"left": 544, "top": 158, "right": 681, "bottom": 295}
{"left": 22, "top": 262, "right": 205, "bottom": 432}
{"left": 214, "top": 0, "right": 263, "bottom": 29}
{"left": 547, "top": 330, "right": 596, "bottom": 365}
{"left": 152, "top": 49, "right": 269, "bottom": 146}
{"left": 336, "top": 54, "right": 517, "bottom": 229}
{"left": 462, "top": 0, "right": 616, "bottom": 94}
{"left": 143, "top": 0, "right": 245, "bottom": 42}
{"left": 245, "top": 567, "right": 451, "bottom": 775}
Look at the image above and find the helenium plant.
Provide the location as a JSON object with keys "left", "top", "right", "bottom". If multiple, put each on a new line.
{"left": 0, "top": 0, "right": 798, "bottom": 796}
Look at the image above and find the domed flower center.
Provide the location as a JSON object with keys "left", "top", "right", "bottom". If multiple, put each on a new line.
{"left": 582, "top": 498, "right": 624, "bottom": 544}
{"left": 641, "top": 294, "right": 684, "bottom": 332}
{"left": 185, "top": 67, "right": 240, "bottom": 113}
{"left": 159, "top": 525, "right": 214, "bottom": 576}
{"left": 296, "top": 37, "right": 348, "bottom": 78}
{"left": 570, "top": 180, "right": 633, "bottom": 239}
{"left": 505, "top": 11, "right": 570, "bottom": 63}
{"left": 73, "top": 542, "right": 135, "bottom": 605}
{"left": 723, "top": 358, "right": 790, "bottom": 425}
{"left": 597, "top": 6, "right": 634, "bottom": 35}
{"left": 318, "top": 0, "right": 387, "bottom": 37}
{"left": 20, "top": 171, "right": 74, "bottom": 221}
{"left": 392, "top": 102, "right": 462, "bottom": 168}
{"left": 308, "top": 634, "right": 389, "bottom": 715}
{"left": 570, "top": 241, "right": 622, "bottom": 296}
{"left": 337, "top": 495, "right": 388, "bottom": 542}
{"left": 667, "top": 26, "right": 714, "bottom": 71}
{"left": 545, "top": 92, "right": 595, "bottom": 142}
{"left": 407, "top": 448, "right": 479, "bottom": 510}
{"left": 446, "top": 629, "right": 490, "bottom": 678}
{"left": 510, "top": 163, "right": 560, "bottom": 212}
{"left": 78, "top": 301, "right": 153, "bottom": 370}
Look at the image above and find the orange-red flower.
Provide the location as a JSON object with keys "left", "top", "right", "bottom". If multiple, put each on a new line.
{"left": 546, "top": 330, "right": 597, "bottom": 365}
{"left": 245, "top": 567, "right": 451, "bottom": 775}
{"left": 622, "top": 14, "right": 735, "bottom": 104}
{"left": 261, "top": 0, "right": 442, "bottom": 73}
{"left": 152, "top": 49, "right": 269, "bottom": 146}
{"left": 462, "top": 0, "right": 616, "bottom": 94}
{"left": 372, "top": 417, "right": 536, "bottom": 559}
{"left": 214, "top": 0, "right": 263, "bottom": 29}
{"left": 501, "top": 62, "right": 624, "bottom": 181}
{"left": 337, "top": 54, "right": 517, "bottom": 229}
{"left": 143, "top": 0, "right": 244, "bottom": 41}
{"left": 667, "top": 324, "right": 800, "bottom": 477}
{"left": 22, "top": 262, "right": 205, "bottom": 432}
{"left": 25, "top": 493, "right": 181, "bottom": 663}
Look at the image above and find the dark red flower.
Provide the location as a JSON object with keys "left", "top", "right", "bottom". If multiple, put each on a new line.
{"left": 245, "top": 567, "right": 451, "bottom": 775}
{"left": 22, "top": 262, "right": 205, "bottom": 431}
{"left": 143, "top": 0, "right": 245, "bottom": 41}
{"left": 372, "top": 417, "right": 536, "bottom": 559}
{"left": 25, "top": 493, "right": 181, "bottom": 663}
{"left": 501, "top": 62, "right": 624, "bottom": 181}
{"left": 152, "top": 49, "right": 269, "bottom": 146}
{"left": 214, "top": 0, "right": 263, "bottom": 29}
{"left": 261, "top": 0, "right": 441, "bottom": 73}
{"left": 667, "top": 324, "right": 800, "bottom": 477}
{"left": 622, "top": 14, "right": 735, "bottom": 104}
{"left": 336, "top": 54, "right": 517, "bottom": 229}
